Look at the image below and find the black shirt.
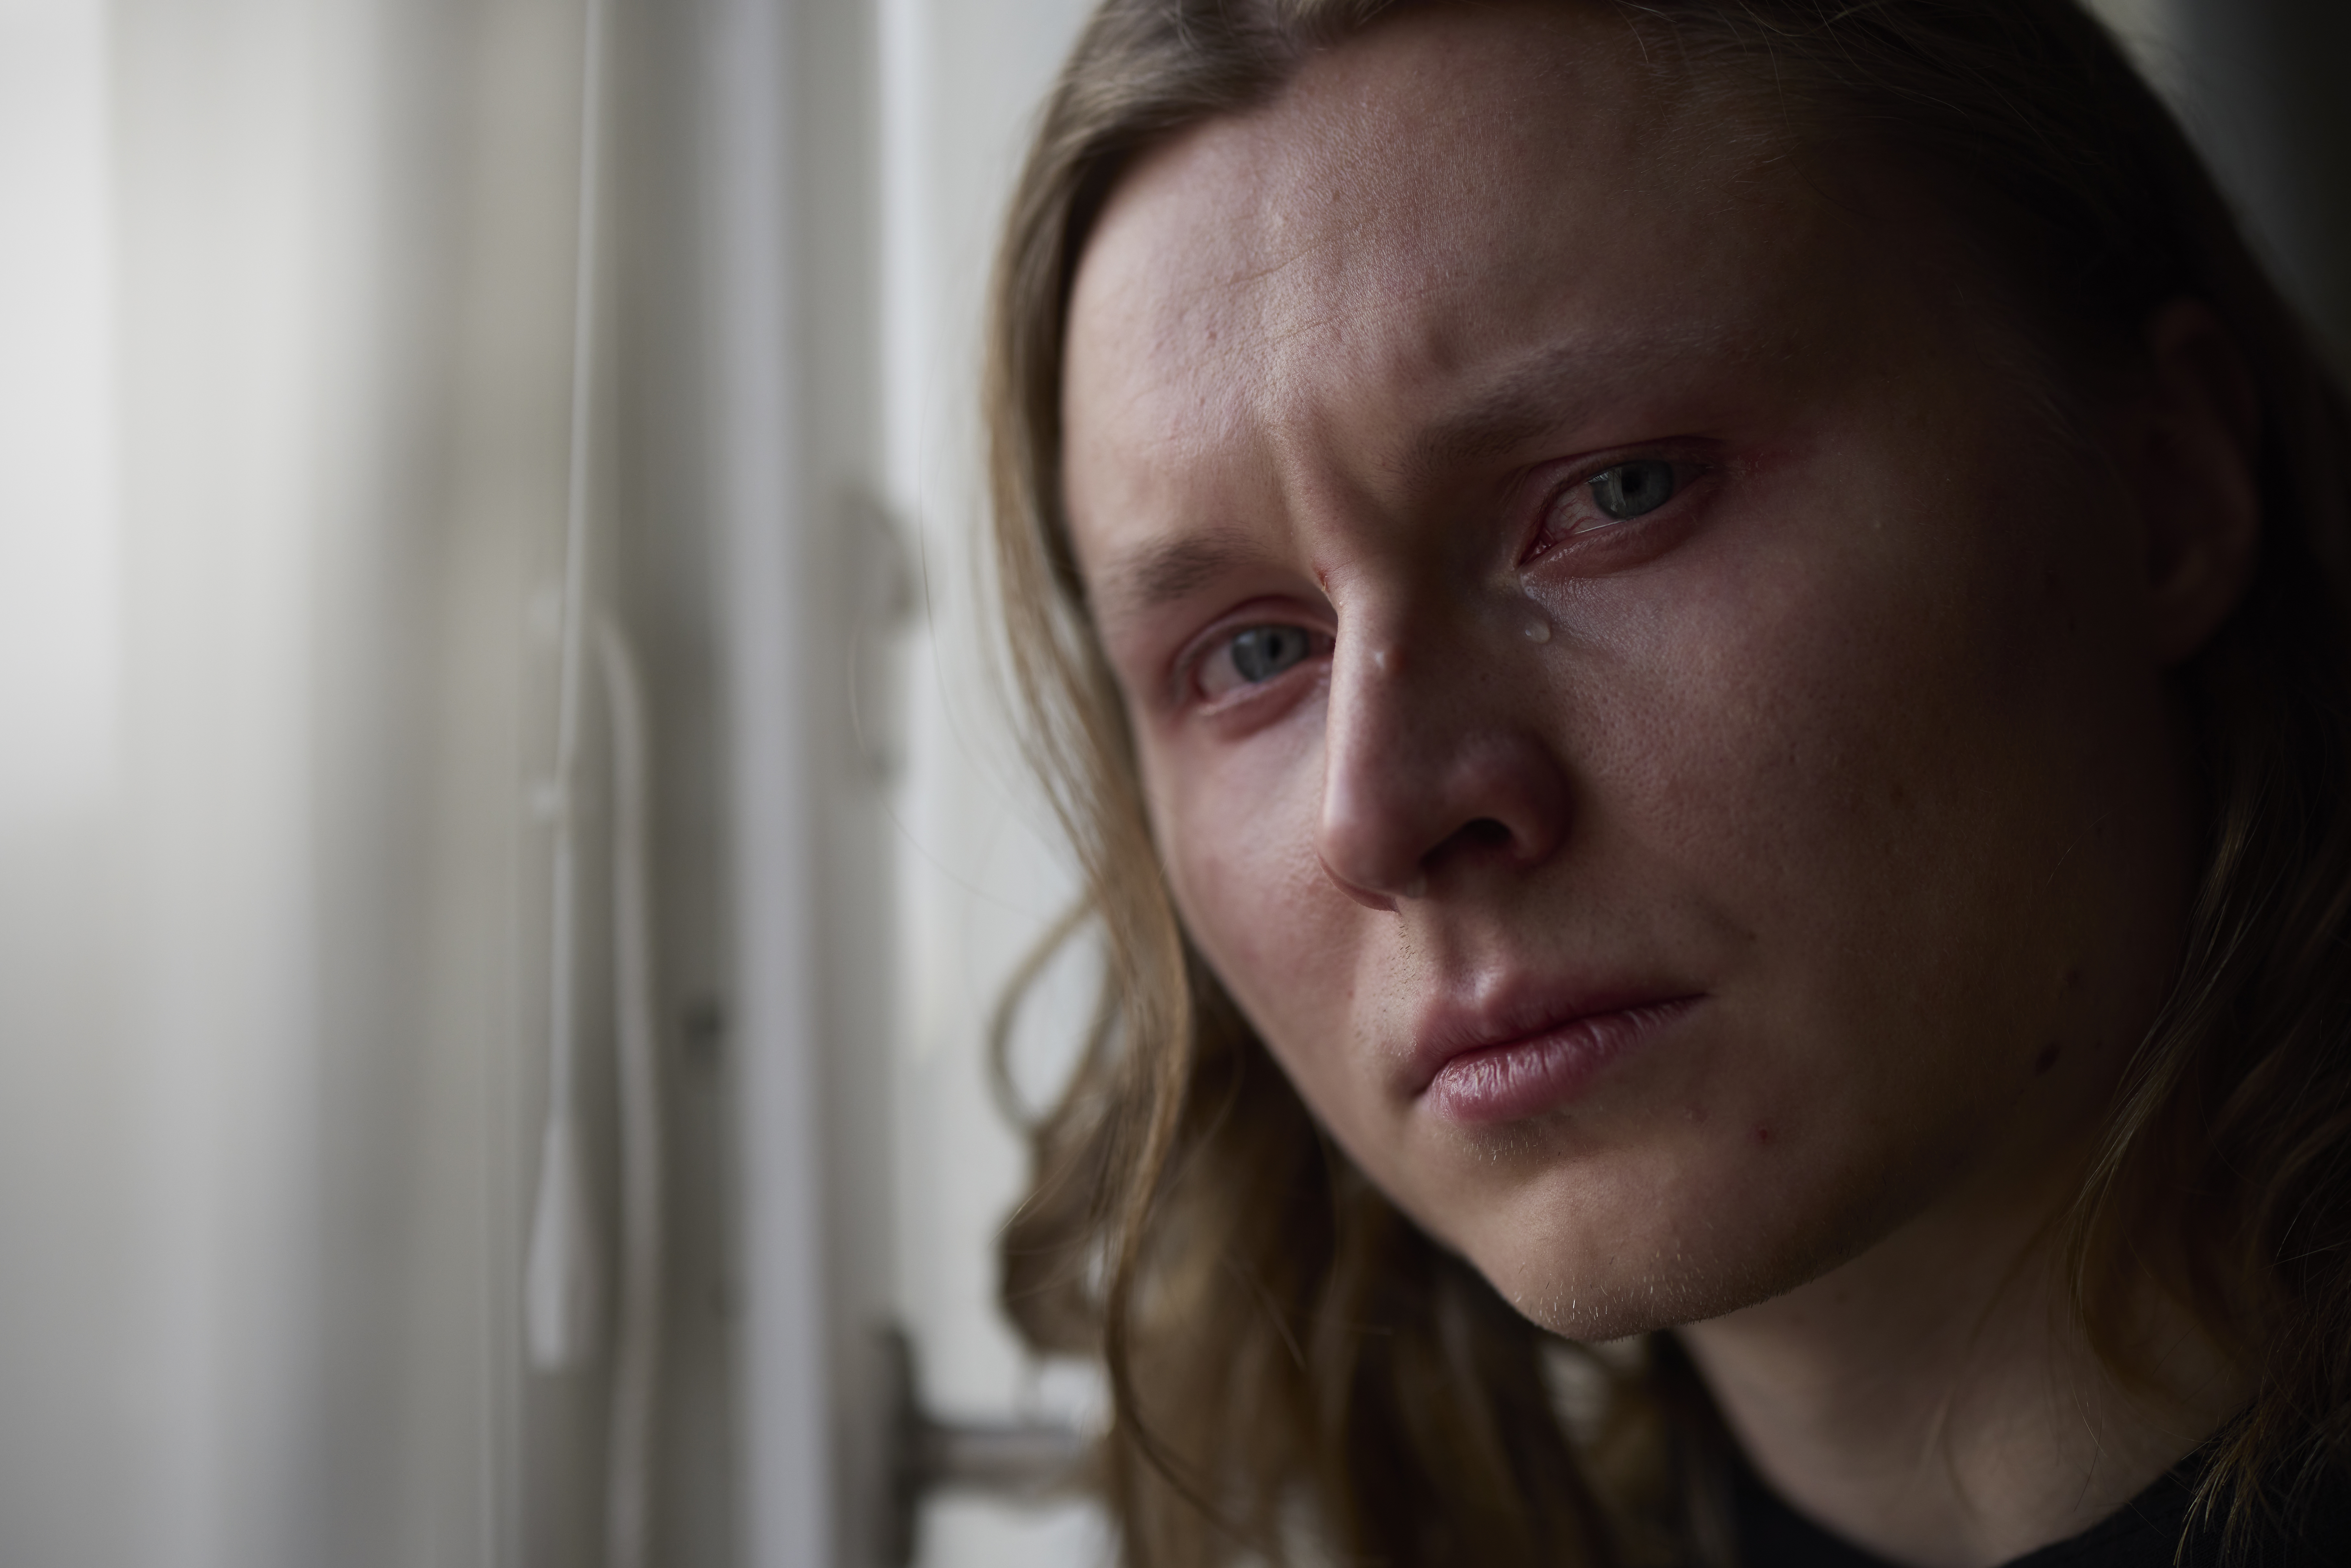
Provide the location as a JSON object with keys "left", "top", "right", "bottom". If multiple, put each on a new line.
{"left": 1732, "top": 1448, "right": 2351, "bottom": 1567}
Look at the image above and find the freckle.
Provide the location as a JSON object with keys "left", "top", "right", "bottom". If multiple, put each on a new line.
{"left": 1523, "top": 618, "right": 1551, "bottom": 643}
{"left": 2063, "top": 965, "right": 2083, "bottom": 990}
{"left": 2035, "top": 1044, "right": 2061, "bottom": 1075}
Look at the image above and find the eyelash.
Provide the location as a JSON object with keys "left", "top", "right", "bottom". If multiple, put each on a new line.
{"left": 1522, "top": 453, "right": 1710, "bottom": 565}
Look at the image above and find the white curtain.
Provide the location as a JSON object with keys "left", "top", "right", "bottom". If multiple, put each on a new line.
{"left": 0, "top": 0, "right": 610, "bottom": 1560}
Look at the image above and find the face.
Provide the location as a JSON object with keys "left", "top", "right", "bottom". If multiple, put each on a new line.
{"left": 1061, "top": 4, "right": 2194, "bottom": 1339}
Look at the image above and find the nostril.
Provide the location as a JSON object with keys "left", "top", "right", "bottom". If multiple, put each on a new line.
{"left": 1442, "top": 818, "right": 1516, "bottom": 860}
{"left": 1459, "top": 818, "right": 1512, "bottom": 849}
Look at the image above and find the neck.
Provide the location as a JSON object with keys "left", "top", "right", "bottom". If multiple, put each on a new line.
{"left": 1675, "top": 1168, "right": 2244, "bottom": 1568}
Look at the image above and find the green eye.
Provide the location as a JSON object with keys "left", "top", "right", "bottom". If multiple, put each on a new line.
{"left": 1228, "top": 625, "right": 1315, "bottom": 684}
{"left": 1588, "top": 460, "right": 1677, "bottom": 521}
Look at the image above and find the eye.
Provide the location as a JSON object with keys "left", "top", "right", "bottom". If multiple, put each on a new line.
{"left": 1523, "top": 451, "right": 1712, "bottom": 566}
{"left": 1588, "top": 459, "right": 1677, "bottom": 521}
{"left": 1197, "top": 623, "right": 1325, "bottom": 700}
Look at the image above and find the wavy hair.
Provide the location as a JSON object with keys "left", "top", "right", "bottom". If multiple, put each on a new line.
{"left": 981, "top": 2, "right": 2351, "bottom": 1562}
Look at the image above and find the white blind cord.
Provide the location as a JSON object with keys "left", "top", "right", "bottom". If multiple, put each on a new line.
{"left": 517, "top": 0, "right": 670, "bottom": 1560}
{"left": 601, "top": 619, "right": 665, "bottom": 1568}
{"left": 524, "top": 0, "right": 611, "bottom": 1380}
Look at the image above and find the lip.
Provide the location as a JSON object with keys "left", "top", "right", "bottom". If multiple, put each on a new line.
{"left": 1408, "top": 984, "right": 1702, "bottom": 1126}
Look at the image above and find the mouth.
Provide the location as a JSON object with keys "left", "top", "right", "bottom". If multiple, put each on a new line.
{"left": 1409, "top": 989, "right": 1702, "bottom": 1126}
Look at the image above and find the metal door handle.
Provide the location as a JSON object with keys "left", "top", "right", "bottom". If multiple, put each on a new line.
{"left": 878, "top": 1325, "right": 1090, "bottom": 1566}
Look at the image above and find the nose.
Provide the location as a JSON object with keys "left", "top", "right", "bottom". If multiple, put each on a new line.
{"left": 1314, "top": 619, "right": 1573, "bottom": 910}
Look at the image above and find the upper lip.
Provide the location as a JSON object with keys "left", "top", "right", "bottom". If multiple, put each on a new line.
{"left": 1402, "top": 973, "right": 1703, "bottom": 1097}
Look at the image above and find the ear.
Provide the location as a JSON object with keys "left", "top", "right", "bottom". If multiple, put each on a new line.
{"left": 2127, "top": 298, "right": 2262, "bottom": 665}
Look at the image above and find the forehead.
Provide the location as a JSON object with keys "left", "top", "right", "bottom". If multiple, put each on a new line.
{"left": 1060, "top": 4, "right": 1883, "bottom": 588}
{"left": 1079, "top": 6, "right": 1747, "bottom": 316}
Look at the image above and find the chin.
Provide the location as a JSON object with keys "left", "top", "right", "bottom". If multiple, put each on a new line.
{"left": 1445, "top": 1151, "right": 1925, "bottom": 1344}
{"left": 1496, "top": 1253, "right": 1802, "bottom": 1344}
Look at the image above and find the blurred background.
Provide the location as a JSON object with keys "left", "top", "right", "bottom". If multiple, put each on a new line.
{"left": 0, "top": 0, "right": 2341, "bottom": 1565}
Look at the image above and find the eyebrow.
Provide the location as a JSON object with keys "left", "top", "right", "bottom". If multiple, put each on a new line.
{"left": 1094, "top": 532, "right": 1266, "bottom": 619}
{"left": 1417, "top": 344, "right": 1608, "bottom": 467}
{"left": 1404, "top": 329, "right": 1720, "bottom": 482}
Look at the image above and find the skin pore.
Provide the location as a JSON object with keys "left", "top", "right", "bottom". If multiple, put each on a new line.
{"left": 1058, "top": 6, "right": 2261, "bottom": 1566}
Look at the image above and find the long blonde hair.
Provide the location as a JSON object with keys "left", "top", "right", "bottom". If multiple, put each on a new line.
{"left": 982, "top": 3, "right": 2351, "bottom": 1562}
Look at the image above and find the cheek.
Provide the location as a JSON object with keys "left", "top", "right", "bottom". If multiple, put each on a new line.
{"left": 1149, "top": 720, "right": 1356, "bottom": 1035}
{"left": 1431, "top": 447, "right": 2186, "bottom": 1332}
{"left": 1596, "top": 429, "right": 2174, "bottom": 1120}
{"left": 1145, "top": 711, "right": 1423, "bottom": 1168}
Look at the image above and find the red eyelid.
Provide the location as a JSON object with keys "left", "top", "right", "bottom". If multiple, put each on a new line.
{"left": 1515, "top": 445, "right": 1713, "bottom": 567}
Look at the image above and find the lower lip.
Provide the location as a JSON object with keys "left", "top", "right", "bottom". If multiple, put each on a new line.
{"left": 1423, "top": 999, "right": 1697, "bottom": 1125}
